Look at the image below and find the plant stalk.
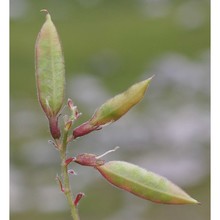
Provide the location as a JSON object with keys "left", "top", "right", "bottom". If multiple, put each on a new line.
{"left": 60, "top": 129, "right": 80, "bottom": 220}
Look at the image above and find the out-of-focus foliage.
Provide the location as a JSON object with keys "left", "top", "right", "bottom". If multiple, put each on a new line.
{"left": 10, "top": 0, "right": 209, "bottom": 220}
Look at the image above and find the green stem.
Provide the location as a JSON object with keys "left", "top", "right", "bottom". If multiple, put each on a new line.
{"left": 60, "top": 129, "right": 80, "bottom": 220}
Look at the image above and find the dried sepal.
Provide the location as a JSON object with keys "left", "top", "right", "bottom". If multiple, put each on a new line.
{"left": 72, "top": 122, "right": 100, "bottom": 139}
{"left": 74, "top": 192, "right": 85, "bottom": 207}
{"left": 48, "top": 140, "right": 59, "bottom": 149}
{"left": 75, "top": 153, "right": 105, "bottom": 167}
{"left": 48, "top": 116, "right": 61, "bottom": 139}
{"left": 65, "top": 157, "right": 76, "bottom": 166}
{"left": 56, "top": 175, "right": 64, "bottom": 192}
{"left": 67, "top": 99, "right": 81, "bottom": 120}
{"left": 74, "top": 147, "right": 119, "bottom": 167}
{"left": 96, "top": 161, "right": 199, "bottom": 205}
{"left": 68, "top": 169, "right": 77, "bottom": 175}
{"left": 64, "top": 120, "right": 73, "bottom": 131}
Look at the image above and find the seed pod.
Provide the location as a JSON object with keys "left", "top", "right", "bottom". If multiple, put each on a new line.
{"left": 35, "top": 10, "right": 65, "bottom": 139}
{"left": 96, "top": 161, "right": 199, "bottom": 205}
{"left": 91, "top": 77, "right": 153, "bottom": 126}
{"left": 73, "top": 77, "right": 153, "bottom": 138}
{"left": 35, "top": 10, "right": 65, "bottom": 118}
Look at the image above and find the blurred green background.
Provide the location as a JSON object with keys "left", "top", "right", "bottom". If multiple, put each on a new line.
{"left": 10, "top": 0, "right": 210, "bottom": 220}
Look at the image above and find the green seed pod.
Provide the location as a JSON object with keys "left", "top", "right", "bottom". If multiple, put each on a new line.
{"left": 90, "top": 77, "right": 153, "bottom": 126}
{"left": 96, "top": 161, "right": 199, "bottom": 205}
{"left": 35, "top": 10, "right": 65, "bottom": 118}
{"left": 73, "top": 77, "right": 153, "bottom": 138}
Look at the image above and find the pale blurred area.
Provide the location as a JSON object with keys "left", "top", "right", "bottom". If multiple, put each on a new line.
{"left": 10, "top": 0, "right": 209, "bottom": 219}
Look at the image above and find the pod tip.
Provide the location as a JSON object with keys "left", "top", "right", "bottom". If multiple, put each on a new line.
{"left": 40, "top": 9, "right": 49, "bottom": 14}
{"left": 40, "top": 9, "right": 51, "bottom": 20}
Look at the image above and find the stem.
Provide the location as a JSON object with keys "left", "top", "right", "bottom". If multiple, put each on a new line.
{"left": 60, "top": 128, "right": 80, "bottom": 220}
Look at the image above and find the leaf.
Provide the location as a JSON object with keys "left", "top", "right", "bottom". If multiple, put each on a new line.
{"left": 96, "top": 161, "right": 199, "bottom": 204}
{"left": 73, "top": 77, "right": 153, "bottom": 138}
{"left": 35, "top": 10, "right": 65, "bottom": 118}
